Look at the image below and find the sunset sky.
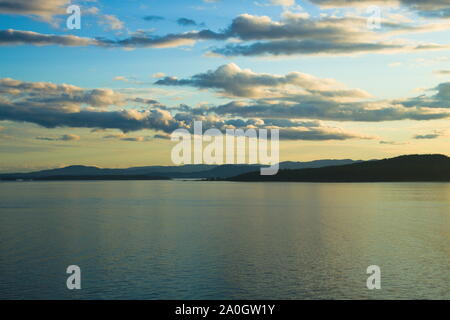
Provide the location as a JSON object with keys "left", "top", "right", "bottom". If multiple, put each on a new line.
{"left": 1, "top": 0, "right": 450, "bottom": 172}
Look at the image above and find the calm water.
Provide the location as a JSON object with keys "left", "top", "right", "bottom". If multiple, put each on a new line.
{"left": 0, "top": 181, "right": 448, "bottom": 300}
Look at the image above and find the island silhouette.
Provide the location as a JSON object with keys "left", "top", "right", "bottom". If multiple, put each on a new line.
{"left": 227, "top": 154, "right": 450, "bottom": 182}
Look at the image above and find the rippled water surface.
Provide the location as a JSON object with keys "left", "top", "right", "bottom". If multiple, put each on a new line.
{"left": 0, "top": 181, "right": 448, "bottom": 299}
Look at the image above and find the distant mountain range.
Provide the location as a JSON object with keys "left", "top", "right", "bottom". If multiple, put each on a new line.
{"left": 227, "top": 154, "right": 450, "bottom": 182}
{"left": 0, "top": 159, "right": 359, "bottom": 181}
{"left": 4, "top": 155, "right": 449, "bottom": 182}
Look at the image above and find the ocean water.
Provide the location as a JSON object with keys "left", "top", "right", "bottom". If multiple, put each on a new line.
{"left": 0, "top": 181, "right": 448, "bottom": 300}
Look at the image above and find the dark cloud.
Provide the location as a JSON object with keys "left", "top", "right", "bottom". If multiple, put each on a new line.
{"left": 398, "top": 82, "right": 450, "bottom": 109}
{"left": 0, "top": 29, "right": 93, "bottom": 46}
{"left": 143, "top": 15, "right": 165, "bottom": 22}
{"left": 0, "top": 101, "right": 181, "bottom": 133}
{"left": 278, "top": 127, "right": 373, "bottom": 140}
{"left": 95, "top": 29, "right": 227, "bottom": 48}
{"left": 103, "top": 134, "right": 126, "bottom": 139}
{"left": 413, "top": 133, "right": 441, "bottom": 139}
{"left": 209, "top": 99, "right": 450, "bottom": 122}
{"left": 2, "top": 11, "right": 449, "bottom": 56}
{"left": 0, "top": 78, "right": 180, "bottom": 133}
{"left": 0, "top": 0, "right": 68, "bottom": 19}
{"left": 130, "top": 97, "right": 161, "bottom": 106}
{"left": 121, "top": 136, "right": 146, "bottom": 142}
{"left": 379, "top": 140, "right": 407, "bottom": 145}
{"left": 177, "top": 18, "right": 197, "bottom": 26}
{"left": 0, "top": 99, "right": 372, "bottom": 140}
{"left": 103, "top": 134, "right": 150, "bottom": 142}
{"left": 36, "top": 134, "right": 80, "bottom": 141}
{"left": 211, "top": 40, "right": 409, "bottom": 57}
{"left": 0, "top": 29, "right": 220, "bottom": 49}
{"left": 207, "top": 13, "right": 449, "bottom": 56}
{"left": 153, "top": 134, "right": 171, "bottom": 140}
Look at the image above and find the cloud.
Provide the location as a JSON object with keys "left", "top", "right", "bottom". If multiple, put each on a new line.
{"left": 414, "top": 134, "right": 440, "bottom": 139}
{"left": 171, "top": 112, "right": 374, "bottom": 140}
{"left": 225, "top": 13, "right": 368, "bottom": 42}
{"left": 103, "top": 133, "right": 127, "bottom": 139}
{"left": 152, "top": 72, "right": 166, "bottom": 78}
{"left": 2, "top": 11, "right": 449, "bottom": 57}
{"left": 156, "top": 64, "right": 450, "bottom": 122}
{"left": 269, "top": 0, "right": 297, "bottom": 6}
{"left": 0, "top": 29, "right": 94, "bottom": 46}
{"left": 113, "top": 76, "right": 130, "bottom": 82}
{"left": 211, "top": 39, "right": 447, "bottom": 57}
{"left": 36, "top": 134, "right": 80, "bottom": 141}
{"left": 0, "top": 78, "right": 371, "bottom": 141}
{"left": 95, "top": 29, "right": 227, "bottom": 48}
{"left": 121, "top": 136, "right": 146, "bottom": 142}
{"left": 0, "top": 102, "right": 182, "bottom": 133}
{"left": 99, "top": 14, "right": 124, "bottom": 31}
{"left": 153, "top": 133, "right": 171, "bottom": 140}
{"left": 308, "top": 0, "right": 450, "bottom": 19}
{"left": 177, "top": 18, "right": 198, "bottom": 26}
{"left": 413, "top": 132, "right": 443, "bottom": 139}
{"left": 130, "top": 97, "right": 161, "bottom": 106}
{"left": 113, "top": 76, "right": 144, "bottom": 85}
{"left": 81, "top": 7, "right": 126, "bottom": 32}
{"left": 0, "top": 0, "right": 69, "bottom": 21}
{"left": 0, "top": 78, "right": 125, "bottom": 109}
{"left": 143, "top": 15, "right": 165, "bottom": 22}
{"left": 256, "top": 0, "right": 298, "bottom": 7}
{"left": 275, "top": 126, "right": 373, "bottom": 140}
{"left": 84, "top": 7, "right": 99, "bottom": 15}
{"left": 0, "top": 78, "right": 185, "bottom": 134}
{"left": 2, "top": 77, "right": 449, "bottom": 141}
{"left": 434, "top": 70, "right": 450, "bottom": 75}
{"left": 208, "top": 13, "right": 450, "bottom": 57}
{"left": 210, "top": 99, "right": 450, "bottom": 122}
{"left": 399, "top": 82, "right": 450, "bottom": 109}
{"left": 418, "top": 8, "right": 450, "bottom": 19}
{"left": 0, "top": 0, "right": 127, "bottom": 30}
{"left": 379, "top": 140, "right": 407, "bottom": 145}
{"left": 61, "top": 134, "right": 80, "bottom": 141}
{"left": 155, "top": 65, "right": 450, "bottom": 123}
{"left": 103, "top": 133, "right": 149, "bottom": 142}
{"left": 0, "top": 28, "right": 210, "bottom": 49}
{"left": 0, "top": 78, "right": 183, "bottom": 133}
{"left": 156, "top": 63, "right": 371, "bottom": 100}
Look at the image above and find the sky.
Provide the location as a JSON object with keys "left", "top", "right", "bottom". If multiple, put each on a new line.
{"left": 0, "top": 0, "right": 450, "bottom": 172}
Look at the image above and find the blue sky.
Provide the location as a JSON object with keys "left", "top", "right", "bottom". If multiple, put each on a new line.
{"left": 0, "top": 0, "right": 450, "bottom": 171}
{"left": 0, "top": 0, "right": 447, "bottom": 98}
